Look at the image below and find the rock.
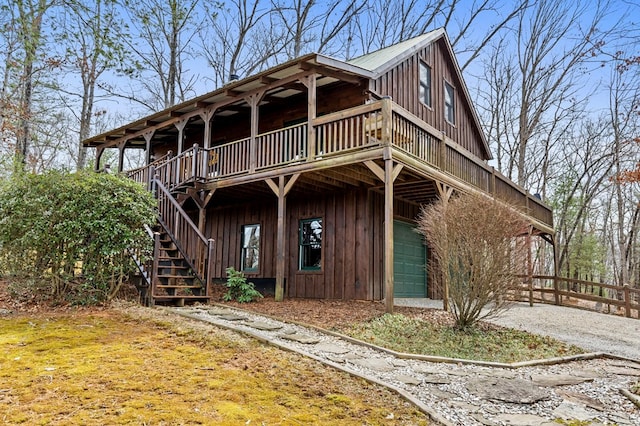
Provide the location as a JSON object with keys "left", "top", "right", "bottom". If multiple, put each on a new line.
{"left": 243, "top": 320, "right": 282, "bottom": 331}
{"left": 428, "top": 388, "right": 458, "bottom": 400}
{"left": 325, "top": 355, "right": 346, "bottom": 364}
{"left": 608, "top": 412, "right": 635, "bottom": 425}
{"left": 492, "top": 413, "right": 553, "bottom": 426}
{"left": 479, "top": 369, "right": 518, "bottom": 379}
{"left": 412, "top": 364, "right": 443, "bottom": 375}
{"left": 278, "top": 333, "right": 320, "bottom": 344}
{"left": 556, "top": 390, "right": 606, "bottom": 411}
{"left": 449, "top": 400, "right": 479, "bottom": 412}
{"left": 466, "top": 377, "right": 552, "bottom": 404}
{"left": 530, "top": 374, "right": 593, "bottom": 386}
{"left": 390, "top": 359, "right": 409, "bottom": 367}
{"left": 552, "top": 401, "right": 596, "bottom": 422}
{"left": 350, "top": 358, "right": 396, "bottom": 372}
{"left": 314, "top": 342, "right": 350, "bottom": 354}
{"left": 0, "top": 308, "right": 12, "bottom": 316}
{"left": 422, "top": 374, "right": 453, "bottom": 385}
{"left": 218, "top": 314, "right": 247, "bottom": 321}
{"left": 206, "top": 307, "right": 231, "bottom": 315}
{"left": 603, "top": 366, "right": 640, "bottom": 377}
{"left": 394, "top": 374, "right": 421, "bottom": 385}
{"left": 471, "top": 413, "right": 498, "bottom": 426}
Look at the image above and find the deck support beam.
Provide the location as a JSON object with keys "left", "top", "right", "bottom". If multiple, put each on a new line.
{"left": 266, "top": 174, "right": 300, "bottom": 302}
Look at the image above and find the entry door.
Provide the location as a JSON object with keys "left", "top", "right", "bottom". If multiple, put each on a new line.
{"left": 393, "top": 220, "right": 427, "bottom": 298}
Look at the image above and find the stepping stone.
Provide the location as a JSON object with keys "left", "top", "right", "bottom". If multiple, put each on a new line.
{"left": 471, "top": 413, "right": 498, "bottom": 426}
{"left": 314, "top": 342, "right": 351, "bottom": 354}
{"left": 608, "top": 413, "right": 635, "bottom": 426}
{"left": 390, "top": 359, "right": 409, "bottom": 367}
{"left": 556, "top": 390, "right": 606, "bottom": 411}
{"left": 568, "top": 368, "right": 606, "bottom": 379}
{"left": 325, "top": 355, "right": 346, "bottom": 364}
{"left": 530, "top": 374, "right": 593, "bottom": 387}
{"left": 466, "top": 377, "right": 552, "bottom": 404}
{"left": 394, "top": 374, "right": 421, "bottom": 385}
{"left": 552, "top": 401, "right": 596, "bottom": 422}
{"left": 218, "top": 314, "right": 247, "bottom": 321}
{"left": 422, "top": 374, "right": 453, "bottom": 385}
{"left": 243, "top": 320, "right": 282, "bottom": 331}
{"left": 413, "top": 365, "right": 442, "bottom": 375}
{"left": 428, "top": 388, "right": 458, "bottom": 400}
{"left": 278, "top": 333, "right": 320, "bottom": 344}
{"left": 449, "top": 400, "right": 479, "bottom": 412}
{"left": 603, "top": 366, "right": 640, "bottom": 377}
{"left": 479, "top": 369, "right": 517, "bottom": 379}
{"left": 350, "top": 358, "right": 396, "bottom": 372}
{"left": 493, "top": 414, "right": 554, "bottom": 426}
{"left": 207, "top": 307, "right": 231, "bottom": 315}
{"left": 342, "top": 353, "right": 362, "bottom": 360}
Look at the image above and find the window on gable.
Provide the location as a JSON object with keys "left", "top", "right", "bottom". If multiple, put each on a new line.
{"left": 419, "top": 62, "right": 432, "bottom": 107}
{"left": 444, "top": 81, "right": 455, "bottom": 124}
{"left": 241, "top": 224, "right": 260, "bottom": 272}
{"left": 299, "top": 218, "right": 322, "bottom": 270}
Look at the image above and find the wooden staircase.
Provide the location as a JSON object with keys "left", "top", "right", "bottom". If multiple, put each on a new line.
{"left": 130, "top": 175, "right": 214, "bottom": 307}
{"left": 151, "top": 230, "right": 209, "bottom": 306}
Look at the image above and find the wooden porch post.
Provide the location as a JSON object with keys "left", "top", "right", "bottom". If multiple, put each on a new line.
{"left": 95, "top": 147, "right": 105, "bottom": 171}
{"left": 300, "top": 74, "right": 317, "bottom": 158}
{"left": 246, "top": 91, "right": 265, "bottom": 173}
{"left": 435, "top": 182, "right": 454, "bottom": 312}
{"left": 174, "top": 119, "right": 188, "bottom": 183}
{"left": 266, "top": 174, "right": 300, "bottom": 302}
{"left": 552, "top": 234, "right": 561, "bottom": 305}
{"left": 364, "top": 153, "right": 403, "bottom": 314}
{"left": 117, "top": 141, "right": 126, "bottom": 173}
{"left": 199, "top": 108, "right": 216, "bottom": 177}
{"left": 143, "top": 130, "right": 155, "bottom": 165}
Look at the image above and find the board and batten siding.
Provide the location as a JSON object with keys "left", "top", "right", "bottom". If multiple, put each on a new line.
{"left": 371, "top": 38, "right": 487, "bottom": 160}
{"left": 202, "top": 187, "right": 428, "bottom": 300}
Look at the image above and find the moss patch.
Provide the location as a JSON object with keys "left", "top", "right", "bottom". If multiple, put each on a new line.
{"left": 0, "top": 309, "right": 429, "bottom": 425}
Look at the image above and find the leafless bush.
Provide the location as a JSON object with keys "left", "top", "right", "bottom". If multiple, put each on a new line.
{"left": 417, "top": 192, "right": 530, "bottom": 329}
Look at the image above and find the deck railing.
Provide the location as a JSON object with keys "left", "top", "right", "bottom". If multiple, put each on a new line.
{"left": 256, "top": 123, "right": 307, "bottom": 169}
{"left": 133, "top": 98, "right": 552, "bottom": 228}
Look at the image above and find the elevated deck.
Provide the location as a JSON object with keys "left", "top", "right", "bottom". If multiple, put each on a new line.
{"left": 130, "top": 98, "right": 553, "bottom": 233}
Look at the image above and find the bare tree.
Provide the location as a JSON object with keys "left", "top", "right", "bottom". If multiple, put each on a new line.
{"left": 417, "top": 192, "right": 530, "bottom": 329}
{"left": 57, "top": 0, "right": 133, "bottom": 169}
{"left": 270, "top": 0, "right": 365, "bottom": 59}
{"left": 125, "top": 0, "right": 202, "bottom": 110}
{"left": 200, "top": 0, "right": 286, "bottom": 87}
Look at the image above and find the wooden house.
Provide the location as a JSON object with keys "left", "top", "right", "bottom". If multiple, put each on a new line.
{"left": 83, "top": 29, "right": 554, "bottom": 310}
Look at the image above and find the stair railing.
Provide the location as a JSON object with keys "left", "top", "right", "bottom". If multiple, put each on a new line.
{"left": 128, "top": 224, "right": 160, "bottom": 305}
{"left": 153, "top": 177, "right": 215, "bottom": 289}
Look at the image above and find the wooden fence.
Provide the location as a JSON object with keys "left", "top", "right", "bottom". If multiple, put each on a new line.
{"left": 516, "top": 274, "right": 640, "bottom": 319}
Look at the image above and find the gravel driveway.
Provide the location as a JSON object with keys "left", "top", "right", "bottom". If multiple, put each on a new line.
{"left": 395, "top": 299, "right": 640, "bottom": 361}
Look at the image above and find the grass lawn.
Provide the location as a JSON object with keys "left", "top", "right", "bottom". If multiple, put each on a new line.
{"left": 0, "top": 307, "right": 429, "bottom": 425}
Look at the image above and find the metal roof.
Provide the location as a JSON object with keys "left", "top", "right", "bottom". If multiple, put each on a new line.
{"left": 347, "top": 29, "right": 444, "bottom": 74}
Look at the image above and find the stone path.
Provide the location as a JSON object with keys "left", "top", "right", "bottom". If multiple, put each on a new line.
{"left": 172, "top": 306, "right": 640, "bottom": 426}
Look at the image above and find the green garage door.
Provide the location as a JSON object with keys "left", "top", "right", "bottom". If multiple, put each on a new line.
{"left": 393, "top": 220, "right": 427, "bottom": 298}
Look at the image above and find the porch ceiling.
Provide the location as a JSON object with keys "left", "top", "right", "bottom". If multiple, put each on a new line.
{"left": 83, "top": 53, "right": 372, "bottom": 149}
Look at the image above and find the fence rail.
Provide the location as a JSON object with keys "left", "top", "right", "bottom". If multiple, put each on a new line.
{"left": 516, "top": 274, "right": 640, "bottom": 319}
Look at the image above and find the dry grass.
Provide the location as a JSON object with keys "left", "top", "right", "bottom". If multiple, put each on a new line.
{"left": 0, "top": 306, "right": 429, "bottom": 425}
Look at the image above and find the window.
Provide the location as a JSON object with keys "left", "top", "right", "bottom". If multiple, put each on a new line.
{"left": 299, "top": 218, "right": 322, "bottom": 270}
{"left": 241, "top": 224, "right": 260, "bottom": 272}
{"left": 419, "top": 62, "right": 431, "bottom": 107}
{"left": 444, "top": 82, "right": 455, "bottom": 124}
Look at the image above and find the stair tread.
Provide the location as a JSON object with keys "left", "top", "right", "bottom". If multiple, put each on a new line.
{"left": 157, "top": 274, "right": 197, "bottom": 279}
{"left": 156, "top": 285, "right": 203, "bottom": 289}
{"left": 152, "top": 295, "right": 210, "bottom": 300}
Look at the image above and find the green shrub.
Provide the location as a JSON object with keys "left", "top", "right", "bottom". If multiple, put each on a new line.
{"left": 223, "top": 267, "right": 263, "bottom": 303}
{"left": 0, "top": 170, "right": 156, "bottom": 305}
